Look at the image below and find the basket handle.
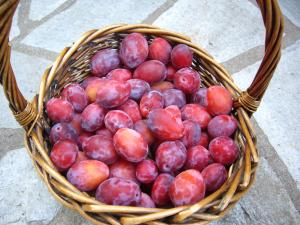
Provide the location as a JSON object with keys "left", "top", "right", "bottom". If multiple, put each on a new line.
{"left": 0, "top": 0, "right": 284, "bottom": 127}
{"left": 235, "top": 0, "right": 284, "bottom": 114}
{"left": 0, "top": 0, "right": 37, "bottom": 128}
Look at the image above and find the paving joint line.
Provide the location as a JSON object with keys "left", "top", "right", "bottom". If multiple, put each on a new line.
{"left": 13, "top": 0, "right": 300, "bottom": 68}
{"left": 252, "top": 119, "right": 300, "bottom": 213}
{"left": 248, "top": 0, "right": 300, "bottom": 32}
{"left": 142, "top": 0, "right": 177, "bottom": 24}
{"left": 11, "top": 0, "right": 176, "bottom": 61}
{"left": 221, "top": 16, "right": 300, "bottom": 75}
{"left": 240, "top": 203, "right": 253, "bottom": 223}
{"left": 13, "top": 42, "right": 58, "bottom": 61}
{"left": 221, "top": 0, "right": 300, "bottom": 75}
{"left": 10, "top": 0, "right": 77, "bottom": 60}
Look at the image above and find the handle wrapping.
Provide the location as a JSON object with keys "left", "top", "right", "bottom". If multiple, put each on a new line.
{"left": 0, "top": 0, "right": 284, "bottom": 123}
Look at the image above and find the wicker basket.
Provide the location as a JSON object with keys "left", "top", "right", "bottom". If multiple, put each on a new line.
{"left": 0, "top": 0, "right": 284, "bottom": 224}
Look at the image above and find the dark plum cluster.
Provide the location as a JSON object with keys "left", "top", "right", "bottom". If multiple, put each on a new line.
{"left": 46, "top": 33, "right": 239, "bottom": 207}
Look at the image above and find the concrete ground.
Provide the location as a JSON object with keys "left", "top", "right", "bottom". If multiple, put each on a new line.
{"left": 0, "top": 0, "right": 300, "bottom": 224}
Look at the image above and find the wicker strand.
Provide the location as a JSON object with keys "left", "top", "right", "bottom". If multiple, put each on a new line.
{"left": 12, "top": 101, "right": 37, "bottom": 127}
{"left": 234, "top": 91, "right": 261, "bottom": 113}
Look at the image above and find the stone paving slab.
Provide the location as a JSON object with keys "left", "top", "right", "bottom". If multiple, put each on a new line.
{"left": 29, "top": 0, "right": 67, "bottom": 21}
{"left": 10, "top": 6, "right": 20, "bottom": 39}
{"left": 153, "top": 0, "right": 265, "bottom": 62}
{"left": 22, "top": 0, "right": 167, "bottom": 53}
{"left": 1, "top": 0, "right": 300, "bottom": 224}
{"left": 0, "top": 90, "right": 19, "bottom": 129}
{"left": 47, "top": 208, "right": 89, "bottom": 225}
{"left": 0, "top": 51, "right": 51, "bottom": 128}
{"left": 213, "top": 158, "right": 300, "bottom": 225}
{"left": 232, "top": 40, "right": 300, "bottom": 189}
{"left": 0, "top": 148, "right": 61, "bottom": 225}
{"left": 279, "top": 0, "right": 300, "bottom": 27}
{"left": 0, "top": 128, "right": 24, "bottom": 159}
{"left": 7, "top": 152, "right": 297, "bottom": 225}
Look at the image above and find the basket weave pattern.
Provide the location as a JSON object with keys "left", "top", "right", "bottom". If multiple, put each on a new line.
{"left": 0, "top": 0, "right": 284, "bottom": 224}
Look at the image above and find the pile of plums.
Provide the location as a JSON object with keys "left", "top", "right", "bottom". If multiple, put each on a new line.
{"left": 46, "top": 33, "right": 239, "bottom": 208}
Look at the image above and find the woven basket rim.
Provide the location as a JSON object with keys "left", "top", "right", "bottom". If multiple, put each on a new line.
{"left": 22, "top": 24, "right": 257, "bottom": 225}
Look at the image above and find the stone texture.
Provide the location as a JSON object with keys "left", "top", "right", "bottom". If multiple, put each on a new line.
{"left": 22, "top": 0, "right": 167, "bottom": 52}
{"left": 212, "top": 157, "right": 300, "bottom": 225}
{"left": 0, "top": 88, "right": 18, "bottom": 128}
{"left": 10, "top": 6, "right": 20, "bottom": 39}
{"left": 47, "top": 208, "right": 89, "bottom": 225}
{"left": 239, "top": 157, "right": 300, "bottom": 224}
{"left": 203, "top": 203, "right": 248, "bottom": 225}
{"left": 232, "top": 40, "right": 300, "bottom": 189}
{"left": 0, "top": 148, "right": 61, "bottom": 225}
{"left": 279, "top": 0, "right": 300, "bottom": 27}
{"left": 29, "top": 0, "right": 67, "bottom": 21}
{"left": 0, "top": 128, "right": 24, "bottom": 159}
{"left": 253, "top": 118, "right": 300, "bottom": 212}
{"left": 153, "top": 0, "right": 265, "bottom": 62}
{"left": 0, "top": 51, "right": 51, "bottom": 128}
{"left": 0, "top": 1, "right": 299, "bottom": 224}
